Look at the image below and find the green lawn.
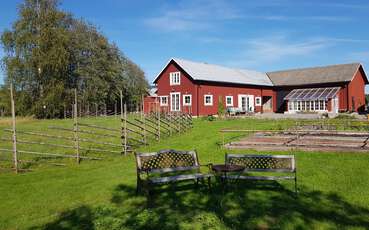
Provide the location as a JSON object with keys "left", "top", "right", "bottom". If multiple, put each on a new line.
{"left": 0, "top": 117, "right": 369, "bottom": 229}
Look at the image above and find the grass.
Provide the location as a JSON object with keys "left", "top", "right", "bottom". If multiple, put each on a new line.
{"left": 0, "top": 117, "right": 369, "bottom": 229}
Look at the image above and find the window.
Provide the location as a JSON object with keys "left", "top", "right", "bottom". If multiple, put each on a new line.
{"left": 204, "top": 95, "right": 213, "bottom": 106}
{"left": 315, "top": 100, "right": 319, "bottom": 110}
{"left": 226, "top": 96, "right": 233, "bottom": 106}
{"left": 170, "top": 92, "right": 180, "bottom": 111}
{"left": 319, "top": 100, "right": 325, "bottom": 110}
{"left": 183, "top": 94, "right": 192, "bottom": 106}
{"left": 288, "top": 99, "right": 328, "bottom": 112}
{"left": 255, "top": 97, "right": 262, "bottom": 106}
{"left": 170, "top": 72, "right": 180, "bottom": 85}
{"left": 160, "top": 96, "right": 168, "bottom": 106}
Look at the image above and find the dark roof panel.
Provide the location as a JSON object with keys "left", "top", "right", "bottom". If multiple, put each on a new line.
{"left": 267, "top": 63, "right": 362, "bottom": 86}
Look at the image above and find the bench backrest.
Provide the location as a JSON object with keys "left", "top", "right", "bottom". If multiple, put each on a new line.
{"left": 135, "top": 149, "right": 199, "bottom": 174}
{"left": 226, "top": 154, "right": 295, "bottom": 172}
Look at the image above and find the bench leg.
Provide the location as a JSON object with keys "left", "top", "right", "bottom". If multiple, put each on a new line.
{"left": 136, "top": 180, "right": 141, "bottom": 195}
{"left": 195, "top": 178, "right": 200, "bottom": 188}
{"left": 294, "top": 177, "right": 298, "bottom": 197}
{"left": 208, "top": 177, "right": 211, "bottom": 190}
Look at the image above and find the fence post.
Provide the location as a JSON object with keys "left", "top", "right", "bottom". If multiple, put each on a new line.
{"left": 63, "top": 104, "right": 66, "bottom": 119}
{"left": 176, "top": 112, "right": 181, "bottom": 133}
{"left": 87, "top": 104, "right": 90, "bottom": 117}
{"left": 124, "top": 103, "right": 128, "bottom": 155}
{"left": 142, "top": 113, "right": 147, "bottom": 145}
{"left": 169, "top": 113, "right": 172, "bottom": 136}
{"left": 73, "top": 89, "right": 80, "bottom": 164}
{"left": 158, "top": 110, "right": 161, "bottom": 141}
{"left": 10, "top": 83, "right": 18, "bottom": 173}
{"left": 114, "top": 101, "right": 117, "bottom": 118}
{"left": 119, "top": 90, "right": 125, "bottom": 155}
{"left": 95, "top": 103, "right": 98, "bottom": 118}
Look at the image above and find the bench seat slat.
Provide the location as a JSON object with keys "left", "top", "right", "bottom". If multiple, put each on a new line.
{"left": 149, "top": 173, "right": 213, "bottom": 184}
{"left": 243, "top": 168, "right": 295, "bottom": 173}
{"left": 148, "top": 166, "right": 199, "bottom": 174}
{"left": 224, "top": 175, "right": 295, "bottom": 181}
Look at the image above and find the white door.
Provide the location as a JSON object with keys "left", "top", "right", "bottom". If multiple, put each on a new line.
{"left": 170, "top": 92, "right": 181, "bottom": 112}
{"left": 332, "top": 97, "right": 339, "bottom": 113}
{"left": 238, "top": 95, "right": 254, "bottom": 112}
{"left": 248, "top": 95, "right": 254, "bottom": 112}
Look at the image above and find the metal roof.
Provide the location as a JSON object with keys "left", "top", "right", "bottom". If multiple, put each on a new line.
{"left": 153, "top": 58, "right": 273, "bottom": 86}
{"left": 267, "top": 63, "right": 363, "bottom": 86}
{"left": 284, "top": 87, "right": 340, "bottom": 101}
{"left": 153, "top": 58, "right": 367, "bottom": 87}
{"left": 147, "top": 87, "right": 157, "bottom": 97}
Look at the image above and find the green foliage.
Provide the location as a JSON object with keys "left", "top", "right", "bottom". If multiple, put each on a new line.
{"left": 334, "top": 113, "right": 355, "bottom": 120}
{"left": 1, "top": 0, "right": 148, "bottom": 118}
{"left": 202, "top": 115, "right": 215, "bottom": 121}
{"left": 0, "top": 118, "right": 369, "bottom": 229}
{"left": 217, "top": 95, "right": 225, "bottom": 118}
{"left": 0, "top": 85, "right": 10, "bottom": 116}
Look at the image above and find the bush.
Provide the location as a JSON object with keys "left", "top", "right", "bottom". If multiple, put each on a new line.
{"left": 207, "top": 115, "right": 215, "bottom": 121}
{"left": 334, "top": 114, "right": 355, "bottom": 120}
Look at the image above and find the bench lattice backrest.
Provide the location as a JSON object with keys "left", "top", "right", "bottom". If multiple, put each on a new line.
{"left": 226, "top": 154, "right": 295, "bottom": 172}
{"left": 136, "top": 149, "right": 199, "bottom": 174}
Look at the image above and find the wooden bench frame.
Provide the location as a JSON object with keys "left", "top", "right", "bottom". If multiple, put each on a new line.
{"left": 225, "top": 154, "right": 297, "bottom": 194}
{"left": 135, "top": 149, "right": 212, "bottom": 194}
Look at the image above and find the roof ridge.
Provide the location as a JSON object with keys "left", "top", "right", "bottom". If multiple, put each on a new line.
{"left": 173, "top": 57, "right": 263, "bottom": 74}
{"left": 267, "top": 62, "right": 361, "bottom": 74}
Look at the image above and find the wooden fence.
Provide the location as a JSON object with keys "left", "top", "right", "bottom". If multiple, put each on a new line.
{"left": 0, "top": 85, "right": 193, "bottom": 173}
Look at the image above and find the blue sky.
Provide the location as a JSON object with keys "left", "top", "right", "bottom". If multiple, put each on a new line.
{"left": 1, "top": 0, "right": 369, "bottom": 91}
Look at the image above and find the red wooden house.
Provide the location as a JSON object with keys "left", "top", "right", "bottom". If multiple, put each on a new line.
{"left": 145, "top": 58, "right": 368, "bottom": 116}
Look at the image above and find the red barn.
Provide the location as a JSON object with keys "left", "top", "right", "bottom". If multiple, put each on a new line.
{"left": 146, "top": 58, "right": 368, "bottom": 116}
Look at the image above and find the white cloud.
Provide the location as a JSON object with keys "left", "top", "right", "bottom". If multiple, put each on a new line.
{"left": 144, "top": 0, "right": 240, "bottom": 32}
{"left": 349, "top": 51, "right": 369, "bottom": 60}
{"left": 236, "top": 35, "right": 333, "bottom": 66}
{"left": 144, "top": 0, "right": 355, "bottom": 32}
{"left": 246, "top": 15, "right": 352, "bottom": 22}
{"left": 225, "top": 34, "right": 369, "bottom": 68}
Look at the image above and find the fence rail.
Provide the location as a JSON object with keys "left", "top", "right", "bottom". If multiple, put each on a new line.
{"left": 0, "top": 84, "right": 193, "bottom": 173}
{"left": 1, "top": 85, "right": 193, "bottom": 173}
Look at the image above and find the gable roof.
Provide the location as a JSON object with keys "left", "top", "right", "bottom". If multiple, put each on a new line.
{"left": 267, "top": 63, "right": 367, "bottom": 86}
{"left": 153, "top": 58, "right": 273, "bottom": 86}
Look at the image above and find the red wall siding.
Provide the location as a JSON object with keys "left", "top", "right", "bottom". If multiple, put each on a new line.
{"left": 150, "top": 61, "right": 367, "bottom": 115}
{"left": 154, "top": 62, "right": 275, "bottom": 116}
{"left": 197, "top": 83, "right": 265, "bottom": 116}
{"left": 338, "top": 86, "right": 348, "bottom": 112}
{"left": 143, "top": 96, "right": 158, "bottom": 113}
{"left": 156, "top": 63, "right": 198, "bottom": 115}
{"left": 261, "top": 88, "right": 277, "bottom": 112}
{"left": 348, "top": 68, "right": 366, "bottom": 112}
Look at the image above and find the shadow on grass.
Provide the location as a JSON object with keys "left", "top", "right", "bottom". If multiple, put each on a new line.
{"left": 32, "top": 181, "right": 369, "bottom": 230}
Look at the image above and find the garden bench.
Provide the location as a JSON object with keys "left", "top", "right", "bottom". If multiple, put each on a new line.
{"left": 224, "top": 154, "right": 297, "bottom": 194}
{"left": 135, "top": 149, "right": 213, "bottom": 194}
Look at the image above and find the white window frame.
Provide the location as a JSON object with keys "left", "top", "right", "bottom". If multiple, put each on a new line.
{"left": 288, "top": 99, "right": 328, "bottom": 113}
{"left": 169, "top": 72, "right": 181, "bottom": 85}
{"left": 226, "top": 96, "right": 233, "bottom": 106}
{"left": 204, "top": 94, "right": 213, "bottom": 106}
{"left": 183, "top": 94, "right": 192, "bottom": 106}
{"left": 255, "top": 97, "right": 262, "bottom": 106}
{"left": 159, "top": 96, "right": 168, "bottom": 106}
